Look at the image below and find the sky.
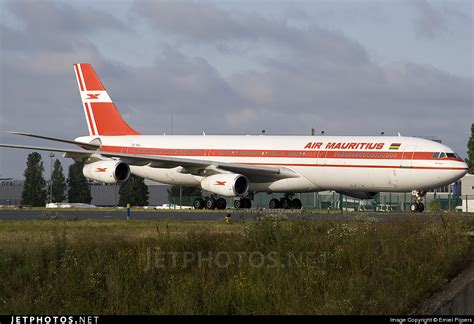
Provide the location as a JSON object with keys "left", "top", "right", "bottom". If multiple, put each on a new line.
{"left": 0, "top": 0, "right": 473, "bottom": 179}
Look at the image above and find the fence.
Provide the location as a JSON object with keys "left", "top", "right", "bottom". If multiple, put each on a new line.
{"left": 168, "top": 193, "right": 474, "bottom": 212}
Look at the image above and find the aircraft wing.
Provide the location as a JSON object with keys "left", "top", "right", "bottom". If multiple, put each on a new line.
{"left": 0, "top": 143, "right": 299, "bottom": 181}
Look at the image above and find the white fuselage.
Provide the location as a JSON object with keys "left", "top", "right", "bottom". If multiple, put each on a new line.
{"left": 76, "top": 135, "right": 468, "bottom": 193}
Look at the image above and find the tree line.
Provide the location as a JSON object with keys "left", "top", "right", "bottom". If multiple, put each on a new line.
{"left": 21, "top": 152, "right": 149, "bottom": 207}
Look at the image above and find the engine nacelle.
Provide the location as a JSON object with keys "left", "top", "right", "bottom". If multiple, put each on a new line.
{"left": 83, "top": 161, "right": 130, "bottom": 184}
{"left": 337, "top": 191, "right": 378, "bottom": 200}
{"left": 201, "top": 173, "right": 249, "bottom": 197}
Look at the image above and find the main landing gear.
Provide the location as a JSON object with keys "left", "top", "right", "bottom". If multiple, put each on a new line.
{"left": 410, "top": 190, "right": 426, "bottom": 213}
{"left": 234, "top": 198, "right": 252, "bottom": 209}
{"left": 234, "top": 192, "right": 254, "bottom": 209}
{"left": 269, "top": 194, "right": 302, "bottom": 210}
{"left": 193, "top": 193, "right": 254, "bottom": 210}
{"left": 193, "top": 196, "right": 227, "bottom": 210}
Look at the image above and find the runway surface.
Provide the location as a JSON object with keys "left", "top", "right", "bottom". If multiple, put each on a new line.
{"left": 0, "top": 209, "right": 473, "bottom": 222}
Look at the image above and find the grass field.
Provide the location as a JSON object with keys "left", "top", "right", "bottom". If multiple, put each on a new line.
{"left": 0, "top": 216, "right": 472, "bottom": 315}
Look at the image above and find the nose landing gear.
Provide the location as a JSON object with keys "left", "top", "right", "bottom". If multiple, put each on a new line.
{"left": 410, "top": 190, "right": 426, "bottom": 213}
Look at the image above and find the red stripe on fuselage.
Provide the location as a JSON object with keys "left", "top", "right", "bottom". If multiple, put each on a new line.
{"left": 241, "top": 163, "right": 467, "bottom": 171}
{"left": 99, "top": 145, "right": 464, "bottom": 162}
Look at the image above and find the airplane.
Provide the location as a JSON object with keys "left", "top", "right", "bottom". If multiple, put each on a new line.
{"left": 0, "top": 63, "right": 468, "bottom": 212}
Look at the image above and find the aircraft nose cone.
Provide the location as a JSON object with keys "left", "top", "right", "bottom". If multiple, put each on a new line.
{"left": 462, "top": 161, "right": 469, "bottom": 172}
{"left": 458, "top": 161, "right": 469, "bottom": 179}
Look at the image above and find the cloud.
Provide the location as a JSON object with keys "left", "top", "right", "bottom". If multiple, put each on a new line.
{"left": 0, "top": 0, "right": 472, "bottom": 179}
{"left": 410, "top": 0, "right": 447, "bottom": 39}
{"left": 132, "top": 0, "right": 370, "bottom": 67}
{"left": 7, "top": 0, "right": 128, "bottom": 35}
{"left": 409, "top": 0, "right": 473, "bottom": 40}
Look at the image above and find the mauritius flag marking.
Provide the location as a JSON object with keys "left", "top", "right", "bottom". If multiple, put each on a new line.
{"left": 389, "top": 143, "right": 401, "bottom": 150}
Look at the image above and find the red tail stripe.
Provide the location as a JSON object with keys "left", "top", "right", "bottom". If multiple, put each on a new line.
{"left": 79, "top": 64, "right": 106, "bottom": 91}
{"left": 74, "top": 64, "right": 84, "bottom": 91}
{"left": 84, "top": 102, "right": 96, "bottom": 135}
{"left": 74, "top": 63, "right": 140, "bottom": 136}
{"left": 89, "top": 103, "right": 140, "bottom": 136}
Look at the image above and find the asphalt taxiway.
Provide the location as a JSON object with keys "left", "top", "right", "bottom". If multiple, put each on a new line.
{"left": 0, "top": 209, "right": 473, "bottom": 222}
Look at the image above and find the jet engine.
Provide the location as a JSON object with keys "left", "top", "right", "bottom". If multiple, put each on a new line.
{"left": 83, "top": 161, "right": 130, "bottom": 184}
{"left": 200, "top": 173, "right": 249, "bottom": 197}
{"left": 337, "top": 191, "right": 378, "bottom": 200}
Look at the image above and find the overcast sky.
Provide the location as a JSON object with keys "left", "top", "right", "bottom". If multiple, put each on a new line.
{"left": 0, "top": 0, "right": 473, "bottom": 179}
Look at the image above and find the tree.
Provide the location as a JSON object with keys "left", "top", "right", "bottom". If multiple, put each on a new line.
{"left": 67, "top": 161, "right": 92, "bottom": 203}
{"left": 21, "top": 152, "right": 47, "bottom": 207}
{"left": 51, "top": 159, "right": 67, "bottom": 202}
{"left": 119, "top": 175, "right": 149, "bottom": 207}
{"left": 468, "top": 123, "right": 474, "bottom": 174}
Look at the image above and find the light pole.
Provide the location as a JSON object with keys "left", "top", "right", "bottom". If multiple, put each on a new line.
{"left": 49, "top": 153, "right": 55, "bottom": 203}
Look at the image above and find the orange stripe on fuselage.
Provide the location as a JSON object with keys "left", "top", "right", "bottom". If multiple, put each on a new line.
{"left": 241, "top": 163, "right": 467, "bottom": 171}
{"left": 99, "top": 145, "right": 464, "bottom": 162}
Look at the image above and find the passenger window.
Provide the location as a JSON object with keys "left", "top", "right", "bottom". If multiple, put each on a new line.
{"left": 439, "top": 152, "right": 447, "bottom": 159}
{"left": 432, "top": 152, "right": 440, "bottom": 159}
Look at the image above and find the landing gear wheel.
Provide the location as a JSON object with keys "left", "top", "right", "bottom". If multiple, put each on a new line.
{"left": 280, "top": 198, "right": 291, "bottom": 209}
{"left": 216, "top": 198, "right": 227, "bottom": 210}
{"left": 411, "top": 190, "right": 426, "bottom": 213}
{"left": 291, "top": 198, "right": 302, "bottom": 209}
{"left": 193, "top": 198, "right": 205, "bottom": 209}
{"left": 234, "top": 199, "right": 243, "bottom": 209}
{"left": 410, "top": 202, "right": 425, "bottom": 213}
{"left": 417, "top": 202, "right": 425, "bottom": 213}
{"left": 269, "top": 198, "right": 280, "bottom": 209}
{"left": 242, "top": 198, "right": 252, "bottom": 209}
{"left": 205, "top": 197, "right": 216, "bottom": 210}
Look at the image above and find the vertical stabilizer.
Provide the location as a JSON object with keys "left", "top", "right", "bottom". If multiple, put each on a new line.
{"left": 73, "top": 63, "right": 140, "bottom": 136}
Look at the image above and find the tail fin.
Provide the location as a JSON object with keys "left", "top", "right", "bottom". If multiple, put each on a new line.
{"left": 73, "top": 63, "right": 140, "bottom": 136}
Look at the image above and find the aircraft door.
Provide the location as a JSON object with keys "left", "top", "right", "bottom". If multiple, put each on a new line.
{"left": 400, "top": 145, "right": 416, "bottom": 168}
{"left": 317, "top": 150, "right": 326, "bottom": 166}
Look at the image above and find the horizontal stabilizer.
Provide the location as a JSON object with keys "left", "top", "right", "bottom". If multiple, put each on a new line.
{"left": 5, "top": 131, "right": 100, "bottom": 150}
{"left": 0, "top": 143, "right": 94, "bottom": 157}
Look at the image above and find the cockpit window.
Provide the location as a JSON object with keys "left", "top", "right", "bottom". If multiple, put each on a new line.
{"left": 432, "top": 152, "right": 447, "bottom": 158}
{"left": 432, "top": 152, "right": 460, "bottom": 159}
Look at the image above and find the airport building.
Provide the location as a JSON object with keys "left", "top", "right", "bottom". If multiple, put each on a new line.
{"left": 460, "top": 174, "right": 474, "bottom": 212}
{"left": 1, "top": 175, "right": 472, "bottom": 212}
